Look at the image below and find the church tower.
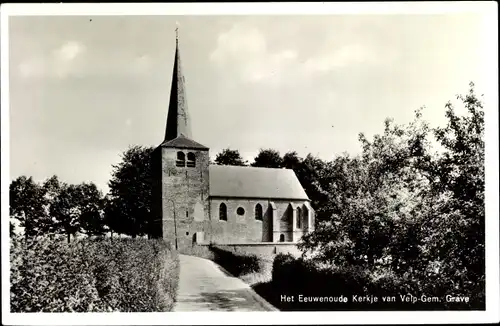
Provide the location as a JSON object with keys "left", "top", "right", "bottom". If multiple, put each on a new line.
{"left": 151, "top": 28, "right": 210, "bottom": 250}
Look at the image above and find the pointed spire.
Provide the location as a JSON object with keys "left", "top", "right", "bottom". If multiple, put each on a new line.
{"left": 164, "top": 23, "right": 192, "bottom": 142}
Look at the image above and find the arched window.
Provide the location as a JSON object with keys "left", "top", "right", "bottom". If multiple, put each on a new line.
{"left": 176, "top": 151, "right": 185, "bottom": 167}
{"left": 255, "top": 204, "right": 263, "bottom": 220}
{"left": 279, "top": 234, "right": 285, "bottom": 242}
{"left": 303, "top": 206, "right": 309, "bottom": 230}
{"left": 219, "top": 203, "right": 227, "bottom": 221}
{"left": 187, "top": 152, "right": 196, "bottom": 167}
{"left": 296, "top": 207, "right": 302, "bottom": 229}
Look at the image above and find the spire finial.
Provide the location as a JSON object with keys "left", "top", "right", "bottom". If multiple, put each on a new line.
{"left": 175, "top": 21, "right": 179, "bottom": 44}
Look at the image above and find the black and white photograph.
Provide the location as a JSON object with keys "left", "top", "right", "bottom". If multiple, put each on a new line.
{"left": 1, "top": 2, "right": 498, "bottom": 325}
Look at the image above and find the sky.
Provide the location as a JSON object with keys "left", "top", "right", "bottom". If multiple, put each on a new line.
{"left": 7, "top": 12, "right": 493, "bottom": 193}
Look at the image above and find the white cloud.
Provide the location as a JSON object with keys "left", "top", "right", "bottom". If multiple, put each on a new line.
{"left": 52, "top": 41, "right": 86, "bottom": 78}
{"left": 18, "top": 58, "right": 46, "bottom": 78}
{"left": 16, "top": 40, "right": 155, "bottom": 80}
{"left": 303, "top": 44, "right": 378, "bottom": 74}
{"left": 242, "top": 49, "right": 299, "bottom": 83}
{"left": 54, "top": 41, "right": 85, "bottom": 62}
{"left": 210, "top": 23, "right": 387, "bottom": 85}
{"left": 213, "top": 25, "right": 266, "bottom": 57}
{"left": 210, "top": 23, "right": 300, "bottom": 85}
{"left": 131, "top": 55, "right": 151, "bottom": 75}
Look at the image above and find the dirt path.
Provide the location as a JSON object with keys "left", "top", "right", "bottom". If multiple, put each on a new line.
{"left": 173, "top": 254, "right": 277, "bottom": 311}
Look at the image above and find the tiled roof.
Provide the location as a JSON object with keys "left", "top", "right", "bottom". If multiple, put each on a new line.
{"left": 209, "top": 165, "right": 309, "bottom": 200}
{"left": 160, "top": 134, "right": 208, "bottom": 150}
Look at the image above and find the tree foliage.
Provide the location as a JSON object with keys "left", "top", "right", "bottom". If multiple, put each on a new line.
{"left": 102, "top": 194, "right": 123, "bottom": 237}
{"left": 251, "top": 149, "right": 283, "bottom": 168}
{"left": 107, "top": 145, "right": 154, "bottom": 238}
{"left": 281, "top": 151, "right": 331, "bottom": 221}
{"left": 10, "top": 176, "right": 51, "bottom": 238}
{"left": 10, "top": 175, "right": 105, "bottom": 241}
{"left": 214, "top": 148, "right": 248, "bottom": 166}
{"left": 299, "top": 83, "right": 485, "bottom": 306}
{"left": 50, "top": 182, "right": 104, "bottom": 242}
{"left": 427, "top": 82, "right": 485, "bottom": 300}
{"left": 77, "top": 183, "right": 106, "bottom": 237}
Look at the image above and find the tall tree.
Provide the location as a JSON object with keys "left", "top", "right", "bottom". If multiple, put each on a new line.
{"left": 49, "top": 181, "right": 104, "bottom": 242}
{"left": 41, "top": 175, "right": 63, "bottom": 233}
{"left": 426, "top": 82, "right": 485, "bottom": 301}
{"left": 214, "top": 148, "right": 248, "bottom": 166}
{"left": 300, "top": 107, "right": 434, "bottom": 271}
{"left": 102, "top": 194, "right": 122, "bottom": 238}
{"left": 10, "top": 176, "right": 49, "bottom": 238}
{"left": 50, "top": 183, "right": 82, "bottom": 243}
{"left": 251, "top": 148, "right": 283, "bottom": 168}
{"left": 107, "top": 145, "right": 154, "bottom": 238}
{"left": 281, "top": 151, "right": 330, "bottom": 222}
{"left": 281, "top": 151, "right": 302, "bottom": 170}
{"left": 78, "top": 183, "right": 106, "bottom": 237}
{"left": 298, "top": 154, "right": 330, "bottom": 221}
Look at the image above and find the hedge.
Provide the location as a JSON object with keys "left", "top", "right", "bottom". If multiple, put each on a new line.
{"left": 10, "top": 236, "right": 179, "bottom": 312}
{"left": 209, "top": 245, "right": 261, "bottom": 277}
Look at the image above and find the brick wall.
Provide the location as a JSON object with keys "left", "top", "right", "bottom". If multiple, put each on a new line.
{"left": 208, "top": 198, "right": 311, "bottom": 244}
{"left": 160, "top": 147, "right": 210, "bottom": 250}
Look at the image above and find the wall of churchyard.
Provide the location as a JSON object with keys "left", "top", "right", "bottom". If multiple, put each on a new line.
{"left": 195, "top": 242, "right": 303, "bottom": 259}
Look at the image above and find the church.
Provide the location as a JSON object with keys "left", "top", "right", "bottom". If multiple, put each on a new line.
{"left": 151, "top": 34, "right": 315, "bottom": 251}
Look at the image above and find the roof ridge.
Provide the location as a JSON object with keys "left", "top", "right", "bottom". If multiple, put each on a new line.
{"left": 210, "top": 165, "right": 292, "bottom": 171}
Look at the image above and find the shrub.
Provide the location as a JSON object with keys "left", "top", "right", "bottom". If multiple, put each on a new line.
{"left": 209, "top": 245, "right": 261, "bottom": 277}
{"left": 271, "top": 253, "right": 297, "bottom": 289}
{"left": 181, "top": 244, "right": 213, "bottom": 260}
{"left": 10, "top": 236, "right": 179, "bottom": 312}
{"left": 269, "top": 253, "right": 482, "bottom": 311}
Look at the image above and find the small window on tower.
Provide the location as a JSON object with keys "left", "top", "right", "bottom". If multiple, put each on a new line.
{"left": 176, "top": 152, "right": 185, "bottom": 167}
{"left": 187, "top": 152, "right": 196, "bottom": 167}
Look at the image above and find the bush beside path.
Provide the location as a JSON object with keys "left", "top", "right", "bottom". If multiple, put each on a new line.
{"left": 10, "top": 236, "right": 180, "bottom": 312}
